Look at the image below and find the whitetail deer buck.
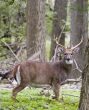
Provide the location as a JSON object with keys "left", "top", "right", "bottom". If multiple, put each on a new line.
{"left": 0, "top": 37, "right": 83, "bottom": 101}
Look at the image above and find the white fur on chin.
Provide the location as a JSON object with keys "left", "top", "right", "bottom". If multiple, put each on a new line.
{"left": 65, "top": 60, "right": 73, "bottom": 64}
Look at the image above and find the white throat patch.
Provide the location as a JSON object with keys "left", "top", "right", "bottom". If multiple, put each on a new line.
{"left": 65, "top": 60, "right": 73, "bottom": 64}
{"left": 16, "top": 66, "right": 21, "bottom": 85}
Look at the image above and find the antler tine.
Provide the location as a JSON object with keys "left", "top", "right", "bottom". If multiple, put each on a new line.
{"left": 71, "top": 35, "right": 83, "bottom": 50}
{"left": 54, "top": 36, "right": 65, "bottom": 48}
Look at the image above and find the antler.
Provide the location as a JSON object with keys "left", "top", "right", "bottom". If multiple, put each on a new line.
{"left": 54, "top": 37, "right": 65, "bottom": 49}
{"left": 71, "top": 36, "right": 83, "bottom": 50}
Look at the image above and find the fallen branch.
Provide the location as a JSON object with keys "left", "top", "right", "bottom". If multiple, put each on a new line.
{"left": 61, "top": 78, "right": 82, "bottom": 85}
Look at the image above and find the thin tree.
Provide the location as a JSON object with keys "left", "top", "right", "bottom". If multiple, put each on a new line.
{"left": 70, "top": 0, "right": 88, "bottom": 78}
{"left": 26, "top": 0, "right": 46, "bottom": 61}
{"left": 50, "top": 0, "right": 68, "bottom": 58}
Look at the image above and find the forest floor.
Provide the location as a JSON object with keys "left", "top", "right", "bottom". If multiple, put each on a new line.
{"left": 0, "top": 83, "right": 81, "bottom": 110}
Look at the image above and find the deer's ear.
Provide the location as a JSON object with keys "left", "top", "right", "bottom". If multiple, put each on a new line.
{"left": 73, "top": 47, "right": 80, "bottom": 53}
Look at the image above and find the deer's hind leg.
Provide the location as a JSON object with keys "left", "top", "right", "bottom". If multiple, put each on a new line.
{"left": 12, "top": 83, "right": 27, "bottom": 102}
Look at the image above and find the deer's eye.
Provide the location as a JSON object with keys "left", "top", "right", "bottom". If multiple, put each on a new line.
{"left": 71, "top": 53, "right": 73, "bottom": 55}
{"left": 64, "top": 53, "right": 67, "bottom": 55}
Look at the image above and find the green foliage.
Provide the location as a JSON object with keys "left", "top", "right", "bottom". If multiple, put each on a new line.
{"left": 0, "top": 88, "right": 79, "bottom": 110}
{"left": 0, "top": 0, "right": 26, "bottom": 58}
{"left": 0, "top": 0, "right": 53, "bottom": 59}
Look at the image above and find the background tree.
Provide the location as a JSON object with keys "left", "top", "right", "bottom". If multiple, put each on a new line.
{"left": 50, "top": 0, "right": 68, "bottom": 58}
{"left": 26, "top": 0, "right": 46, "bottom": 61}
{"left": 70, "top": 0, "right": 88, "bottom": 78}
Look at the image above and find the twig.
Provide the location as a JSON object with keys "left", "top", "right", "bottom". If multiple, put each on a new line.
{"left": 1, "top": 41, "right": 20, "bottom": 62}
{"left": 58, "top": 23, "right": 66, "bottom": 42}
{"left": 50, "top": 45, "right": 59, "bottom": 62}
{"left": 73, "top": 59, "right": 82, "bottom": 73}
{"left": 54, "top": 23, "right": 66, "bottom": 43}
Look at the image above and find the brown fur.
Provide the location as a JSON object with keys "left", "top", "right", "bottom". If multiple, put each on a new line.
{"left": 9, "top": 60, "right": 72, "bottom": 101}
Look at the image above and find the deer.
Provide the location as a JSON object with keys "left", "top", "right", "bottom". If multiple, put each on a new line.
{"left": 0, "top": 37, "right": 83, "bottom": 101}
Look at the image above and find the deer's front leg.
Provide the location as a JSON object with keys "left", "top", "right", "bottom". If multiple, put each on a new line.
{"left": 52, "top": 83, "right": 60, "bottom": 100}
{"left": 12, "top": 84, "right": 27, "bottom": 102}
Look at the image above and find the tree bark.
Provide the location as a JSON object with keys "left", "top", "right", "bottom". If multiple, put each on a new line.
{"left": 26, "top": 0, "right": 46, "bottom": 61}
{"left": 70, "top": 0, "right": 88, "bottom": 78}
{"left": 78, "top": 39, "right": 89, "bottom": 110}
{"left": 50, "top": 0, "right": 68, "bottom": 59}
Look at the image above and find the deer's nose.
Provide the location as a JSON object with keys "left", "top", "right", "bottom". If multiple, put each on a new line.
{"left": 66, "top": 58, "right": 70, "bottom": 61}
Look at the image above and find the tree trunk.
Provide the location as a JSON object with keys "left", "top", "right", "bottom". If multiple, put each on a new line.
{"left": 78, "top": 1, "right": 88, "bottom": 109}
{"left": 26, "top": 0, "right": 46, "bottom": 61}
{"left": 70, "top": 0, "right": 88, "bottom": 78}
{"left": 78, "top": 39, "right": 89, "bottom": 110}
{"left": 50, "top": 0, "right": 68, "bottom": 59}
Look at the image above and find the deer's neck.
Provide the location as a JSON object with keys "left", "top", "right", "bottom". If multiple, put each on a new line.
{"left": 61, "top": 61, "right": 72, "bottom": 74}
{"left": 53, "top": 61, "right": 72, "bottom": 83}
{"left": 54, "top": 61, "right": 72, "bottom": 74}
